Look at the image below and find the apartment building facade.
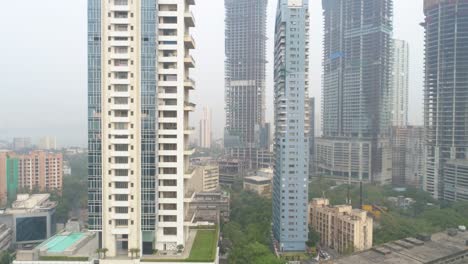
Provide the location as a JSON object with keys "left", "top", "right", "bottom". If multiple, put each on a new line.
{"left": 224, "top": 0, "right": 267, "bottom": 148}
{"left": 317, "top": 0, "right": 393, "bottom": 183}
{"left": 272, "top": 0, "right": 310, "bottom": 252}
{"left": 391, "top": 126, "right": 425, "bottom": 187}
{"left": 199, "top": 107, "right": 212, "bottom": 149}
{"left": 309, "top": 198, "right": 373, "bottom": 253}
{"left": 391, "top": 39, "right": 409, "bottom": 127}
{"left": 87, "top": 0, "right": 196, "bottom": 257}
{"left": 17, "top": 151, "right": 63, "bottom": 193}
{"left": 0, "top": 151, "right": 62, "bottom": 207}
{"left": 423, "top": 0, "right": 468, "bottom": 200}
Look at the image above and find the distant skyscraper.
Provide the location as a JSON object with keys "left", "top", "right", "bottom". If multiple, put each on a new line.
{"left": 88, "top": 0, "right": 196, "bottom": 257}
{"left": 317, "top": 0, "right": 393, "bottom": 183}
{"left": 309, "top": 97, "right": 315, "bottom": 177}
{"left": 272, "top": 0, "right": 310, "bottom": 252}
{"left": 391, "top": 39, "right": 409, "bottom": 127}
{"left": 423, "top": 0, "right": 468, "bottom": 200}
{"left": 12, "top": 138, "right": 31, "bottom": 151}
{"left": 391, "top": 126, "right": 424, "bottom": 187}
{"left": 199, "top": 107, "right": 212, "bottom": 148}
{"left": 39, "top": 136, "right": 57, "bottom": 150}
{"left": 224, "top": 0, "right": 267, "bottom": 148}
{"left": 259, "top": 123, "right": 271, "bottom": 150}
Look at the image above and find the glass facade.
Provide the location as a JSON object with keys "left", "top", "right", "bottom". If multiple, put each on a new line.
{"left": 225, "top": 0, "right": 267, "bottom": 148}
{"left": 87, "top": 0, "right": 102, "bottom": 231}
{"left": 423, "top": 0, "right": 468, "bottom": 200}
{"left": 141, "top": 0, "right": 157, "bottom": 231}
{"left": 16, "top": 216, "right": 47, "bottom": 242}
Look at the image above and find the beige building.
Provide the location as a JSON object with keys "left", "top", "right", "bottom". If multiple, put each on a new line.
{"left": 309, "top": 198, "right": 373, "bottom": 253}
{"left": 199, "top": 107, "right": 212, "bottom": 149}
{"left": 243, "top": 176, "right": 272, "bottom": 198}
{"left": 191, "top": 166, "right": 219, "bottom": 193}
{"left": 87, "top": 0, "right": 197, "bottom": 256}
{"left": 38, "top": 137, "right": 57, "bottom": 150}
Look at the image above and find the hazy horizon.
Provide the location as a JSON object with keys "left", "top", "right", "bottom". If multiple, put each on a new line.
{"left": 0, "top": 0, "right": 424, "bottom": 147}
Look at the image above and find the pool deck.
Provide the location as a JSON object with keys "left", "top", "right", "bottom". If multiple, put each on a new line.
{"left": 39, "top": 233, "right": 85, "bottom": 253}
{"left": 35, "top": 231, "right": 98, "bottom": 258}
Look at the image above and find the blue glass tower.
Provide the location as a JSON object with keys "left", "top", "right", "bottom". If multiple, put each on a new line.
{"left": 272, "top": 0, "right": 310, "bottom": 252}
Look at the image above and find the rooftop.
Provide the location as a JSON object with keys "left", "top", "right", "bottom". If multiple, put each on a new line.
{"left": 244, "top": 176, "right": 272, "bottom": 184}
{"left": 141, "top": 228, "right": 219, "bottom": 263}
{"left": 332, "top": 230, "right": 468, "bottom": 264}
{"left": 15, "top": 231, "right": 98, "bottom": 262}
{"left": 1, "top": 194, "right": 57, "bottom": 215}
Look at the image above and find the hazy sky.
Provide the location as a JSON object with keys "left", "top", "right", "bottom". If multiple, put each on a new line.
{"left": 0, "top": 0, "right": 424, "bottom": 147}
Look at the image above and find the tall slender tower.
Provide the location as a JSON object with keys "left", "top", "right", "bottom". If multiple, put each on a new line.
{"left": 309, "top": 97, "right": 315, "bottom": 176}
{"left": 317, "top": 0, "right": 393, "bottom": 183}
{"left": 423, "top": 0, "right": 468, "bottom": 200}
{"left": 391, "top": 39, "right": 409, "bottom": 127}
{"left": 87, "top": 0, "right": 196, "bottom": 257}
{"left": 199, "top": 107, "right": 212, "bottom": 148}
{"left": 224, "top": 0, "right": 267, "bottom": 148}
{"left": 272, "top": 0, "right": 310, "bottom": 252}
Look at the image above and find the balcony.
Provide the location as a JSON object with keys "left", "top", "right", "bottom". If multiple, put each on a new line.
{"left": 184, "top": 208, "right": 197, "bottom": 224}
{"left": 184, "top": 189, "right": 196, "bottom": 203}
{"left": 184, "top": 126, "right": 195, "bottom": 135}
{"left": 184, "top": 35, "right": 196, "bottom": 49}
{"left": 112, "top": 213, "right": 130, "bottom": 220}
{"left": 184, "top": 11, "right": 195, "bottom": 27}
{"left": 184, "top": 148, "right": 196, "bottom": 156}
{"left": 184, "top": 55, "right": 195, "bottom": 68}
{"left": 111, "top": 188, "right": 130, "bottom": 195}
{"left": 184, "top": 168, "right": 196, "bottom": 179}
{"left": 184, "top": 78, "right": 195, "bottom": 90}
{"left": 184, "top": 102, "right": 196, "bottom": 112}
{"left": 111, "top": 228, "right": 129, "bottom": 235}
{"left": 110, "top": 4, "right": 130, "bottom": 12}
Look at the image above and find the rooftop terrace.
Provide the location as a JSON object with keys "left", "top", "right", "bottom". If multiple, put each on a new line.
{"left": 332, "top": 230, "right": 468, "bottom": 264}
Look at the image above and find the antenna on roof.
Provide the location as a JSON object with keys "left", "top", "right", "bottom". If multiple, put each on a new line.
{"left": 346, "top": 184, "right": 351, "bottom": 205}
{"left": 360, "top": 181, "right": 363, "bottom": 209}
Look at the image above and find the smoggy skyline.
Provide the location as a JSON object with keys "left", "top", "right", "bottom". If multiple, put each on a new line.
{"left": 0, "top": 0, "right": 424, "bottom": 147}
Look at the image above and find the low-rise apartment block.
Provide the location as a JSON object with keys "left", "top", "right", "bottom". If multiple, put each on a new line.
{"left": 243, "top": 176, "right": 272, "bottom": 198}
{"left": 193, "top": 166, "right": 219, "bottom": 193}
{"left": 17, "top": 151, "right": 63, "bottom": 193}
{"left": 309, "top": 198, "right": 373, "bottom": 253}
{"left": 0, "top": 151, "right": 63, "bottom": 206}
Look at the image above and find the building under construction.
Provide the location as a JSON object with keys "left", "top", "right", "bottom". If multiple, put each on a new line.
{"left": 224, "top": 0, "right": 267, "bottom": 148}
{"left": 391, "top": 126, "right": 425, "bottom": 188}
{"left": 317, "top": 0, "right": 393, "bottom": 184}
{"left": 422, "top": 0, "right": 468, "bottom": 200}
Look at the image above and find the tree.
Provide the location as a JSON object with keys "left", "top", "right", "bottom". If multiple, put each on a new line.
{"left": 223, "top": 190, "right": 284, "bottom": 264}
{"left": 129, "top": 248, "right": 140, "bottom": 259}
{"left": 0, "top": 251, "right": 11, "bottom": 264}
{"left": 306, "top": 227, "right": 320, "bottom": 248}
{"left": 176, "top": 244, "right": 184, "bottom": 253}
{"left": 95, "top": 249, "right": 102, "bottom": 259}
{"left": 102, "top": 248, "right": 108, "bottom": 259}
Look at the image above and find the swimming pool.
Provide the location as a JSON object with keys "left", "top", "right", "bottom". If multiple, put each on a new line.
{"left": 39, "top": 233, "right": 85, "bottom": 253}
